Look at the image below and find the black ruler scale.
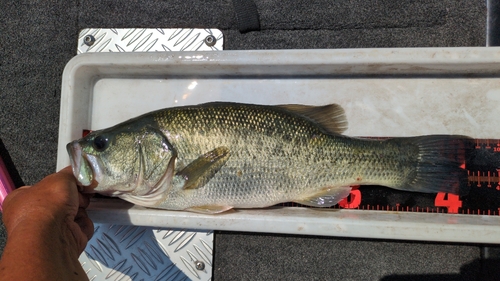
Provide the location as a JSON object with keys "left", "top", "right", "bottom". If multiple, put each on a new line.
{"left": 82, "top": 131, "right": 500, "bottom": 215}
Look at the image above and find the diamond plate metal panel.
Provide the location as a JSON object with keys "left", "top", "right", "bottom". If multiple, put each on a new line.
{"left": 80, "top": 225, "right": 213, "bottom": 281}
{"left": 78, "top": 28, "right": 223, "bottom": 53}
{"left": 76, "top": 28, "right": 222, "bottom": 281}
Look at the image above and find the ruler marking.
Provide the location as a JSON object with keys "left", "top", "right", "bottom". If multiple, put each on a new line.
{"left": 468, "top": 174, "right": 500, "bottom": 187}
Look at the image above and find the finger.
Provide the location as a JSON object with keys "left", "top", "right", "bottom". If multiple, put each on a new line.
{"left": 40, "top": 166, "right": 78, "bottom": 191}
{"left": 78, "top": 178, "right": 99, "bottom": 193}
{"left": 79, "top": 183, "right": 98, "bottom": 194}
{"left": 75, "top": 208, "right": 94, "bottom": 241}
{"left": 78, "top": 216, "right": 94, "bottom": 241}
{"left": 78, "top": 192, "right": 91, "bottom": 208}
{"left": 58, "top": 166, "right": 74, "bottom": 175}
{"left": 55, "top": 166, "right": 78, "bottom": 184}
{"left": 34, "top": 169, "right": 78, "bottom": 200}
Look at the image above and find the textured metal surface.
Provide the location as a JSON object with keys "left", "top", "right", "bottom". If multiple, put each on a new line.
{"left": 78, "top": 28, "right": 224, "bottom": 53}
{"left": 76, "top": 28, "right": 222, "bottom": 281}
{"left": 80, "top": 225, "right": 213, "bottom": 281}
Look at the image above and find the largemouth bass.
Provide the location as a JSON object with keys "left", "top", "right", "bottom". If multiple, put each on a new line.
{"left": 67, "top": 102, "right": 472, "bottom": 214}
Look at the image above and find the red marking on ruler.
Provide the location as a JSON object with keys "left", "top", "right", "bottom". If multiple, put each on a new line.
{"left": 338, "top": 188, "right": 361, "bottom": 209}
{"left": 435, "top": 193, "right": 462, "bottom": 214}
{"left": 468, "top": 170, "right": 500, "bottom": 189}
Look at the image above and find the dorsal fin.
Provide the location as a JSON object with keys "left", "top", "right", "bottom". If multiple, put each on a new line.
{"left": 278, "top": 104, "right": 348, "bottom": 134}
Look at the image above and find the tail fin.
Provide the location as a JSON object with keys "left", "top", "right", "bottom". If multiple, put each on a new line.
{"left": 389, "top": 135, "right": 474, "bottom": 196}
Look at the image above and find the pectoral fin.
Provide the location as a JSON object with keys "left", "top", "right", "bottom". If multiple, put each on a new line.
{"left": 186, "top": 205, "right": 234, "bottom": 214}
{"left": 278, "top": 104, "right": 348, "bottom": 134}
{"left": 177, "top": 146, "right": 230, "bottom": 190}
{"left": 293, "top": 186, "right": 352, "bottom": 207}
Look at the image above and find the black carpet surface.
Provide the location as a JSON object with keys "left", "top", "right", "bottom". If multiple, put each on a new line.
{"left": 0, "top": 1, "right": 489, "bottom": 280}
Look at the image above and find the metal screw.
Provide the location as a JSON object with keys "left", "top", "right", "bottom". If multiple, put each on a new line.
{"left": 204, "top": 35, "right": 216, "bottom": 47}
{"left": 84, "top": 35, "right": 96, "bottom": 46}
{"left": 194, "top": 261, "right": 205, "bottom": 270}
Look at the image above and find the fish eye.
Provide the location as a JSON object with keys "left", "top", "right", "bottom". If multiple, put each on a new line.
{"left": 92, "top": 135, "right": 109, "bottom": 151}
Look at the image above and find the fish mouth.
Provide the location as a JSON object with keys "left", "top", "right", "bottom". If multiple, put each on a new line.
{"left": 66, "top": 141, "right": 95, "bottom": 192}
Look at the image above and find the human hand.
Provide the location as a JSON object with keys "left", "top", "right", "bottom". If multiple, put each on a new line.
{"left": 2, "top": 166, "right": 94, "bottom": 254}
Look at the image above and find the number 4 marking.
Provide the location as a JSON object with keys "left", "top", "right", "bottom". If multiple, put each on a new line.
{"left": 434, "top": 192, "right": 462, "bottom": 213}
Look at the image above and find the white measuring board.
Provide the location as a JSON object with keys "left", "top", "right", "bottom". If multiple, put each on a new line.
{"left": 57, "top": 48, "right": 500, "bottom": 259}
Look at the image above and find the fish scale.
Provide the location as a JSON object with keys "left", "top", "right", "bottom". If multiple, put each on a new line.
{"left": 153, "top": 105, "right": 347, "bottom": 208}
{"left": 68, "top": 102, "right": 471, "bottom": 213}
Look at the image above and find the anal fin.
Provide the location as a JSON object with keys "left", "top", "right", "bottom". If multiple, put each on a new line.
{"left": 293, "top": 186, "right": 352, "bottom": 207}
{"left": 186, "top": 205, "right": 233, "bottom": 214}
